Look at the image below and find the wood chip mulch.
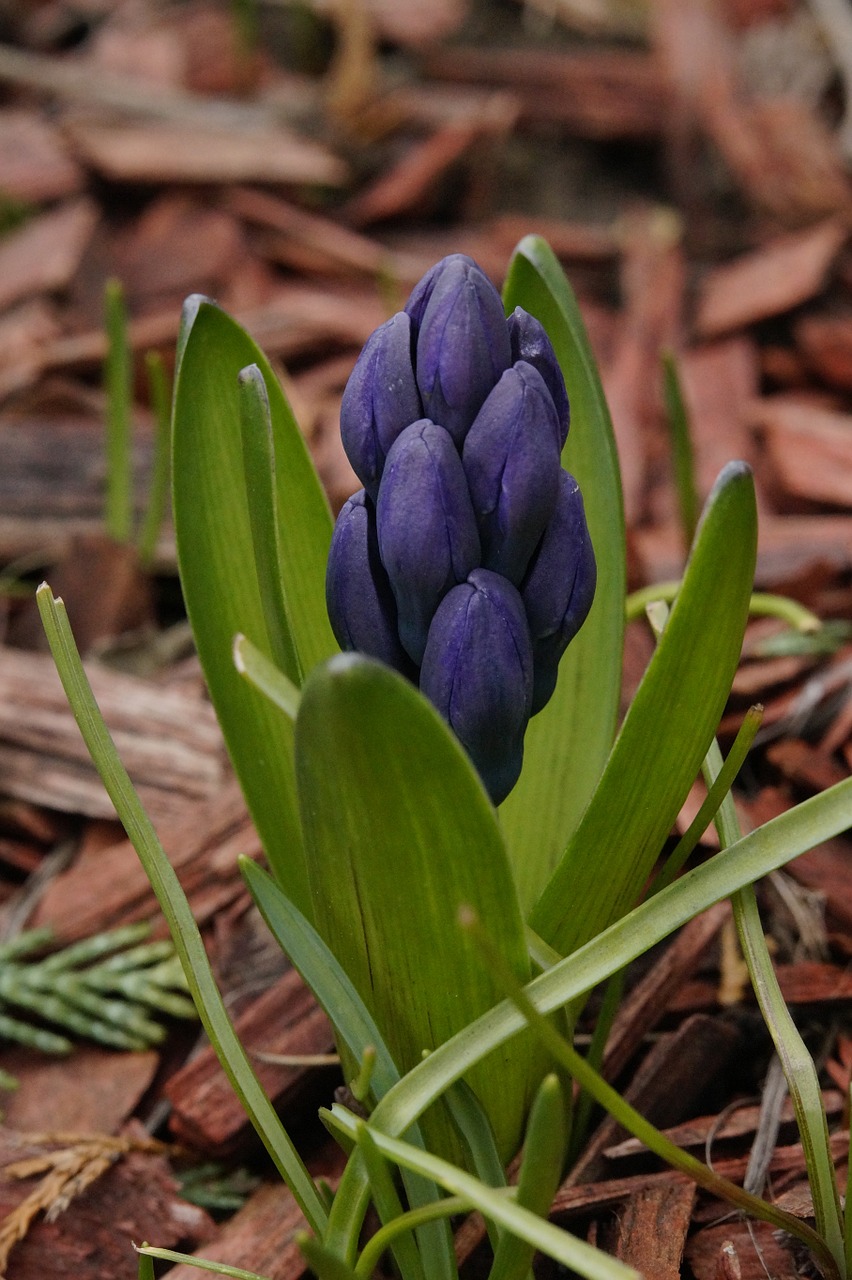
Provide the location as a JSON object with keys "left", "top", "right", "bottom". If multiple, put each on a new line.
{"left": 0, "top": 0, "right": 851, "bottom": 1277}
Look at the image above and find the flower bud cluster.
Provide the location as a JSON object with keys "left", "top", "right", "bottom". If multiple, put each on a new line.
{"left": 326, "top": 254, "right": 596, "bottom": 804}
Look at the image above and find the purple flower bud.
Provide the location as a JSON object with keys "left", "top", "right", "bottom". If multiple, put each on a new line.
{"left": 521, "top": 470, "right": 597, "bottom": 714}
{"left": 462, "top": 361, "right": 562, "bottom": 585}
{"left": 507, "top": 306, "right": 570, "bottom": 449}
{"left": 377, "top": 420, "right": 480, "bottom": 664}
{"left": 340, "top": 312, "right": 422, "bottom": 501}
{"left": 406, "top": 255, "right": 511, "bottom": 446}
{"left": 326, "top": 489, "right": 416, "bottom": 677}
{"left": 420, "top": 569, "right": 533, "bottom": 805}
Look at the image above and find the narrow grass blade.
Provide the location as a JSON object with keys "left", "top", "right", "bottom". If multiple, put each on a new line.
{"left": 500, "top": 237, "right": 626, "bottom": 910}
{"left": 532, "top": 462, "right": 757, "bottom": 956}
{"left": 299, "top": 1233, "right": 361, "bottom": 1280}
{"left": 704, "top": 739, "right": 845, "bottom": 1272}
{"left": 173, "top": 300, "right": 336, "bottom": 910}
{"left": 445, "top": 1079, "right": 506, "bottom": 1248}
{"left": 356, "top": 1197, "right": 471, "bottom": 1280}
{"left": 104, "top": 278, "right": 133, "bottom": 544}
{"left": 295, "top": 653, "right": 540, "bottom": 1163}
{"left": 136, "top": 1249, "right": 156, "bottom": 1280}
{"left": 136, "top": 1246, "right": 268, "bottom": 1279}
{"left": 137, "top": 349, "right": 172, "bottom": 567}
{"left": 651, "top": 704, "right": 763, "bottom": 895}
{"left": 661, "top": 349, "right": 700, "bottom": 547}
{"left": 325, "top": 1106, "right": 640, "bottom": 1280}
{"left": 36, "top": 584, "right": 328, "bottom": 1237}
{"left": 488, "top": 1074, "right": 567, "bottom": 1280}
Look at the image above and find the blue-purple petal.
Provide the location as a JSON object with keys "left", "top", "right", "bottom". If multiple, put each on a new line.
{"left": 339, "top": 312, "right": 422, "bottom": 501}
{"left": 325, "top": 489, "right": 415, "bottom": 677}
{"left": 507, "top": 306, "right": 570, "bottom": 449}
{"left": 462, "top": 361, "right": 561, "bottom": 585}
{"left": 420, "top": 568, "right": 533, "bottom": 804}
{"left": 408, "top": 256, "right": 511, "bottom": 446}
{"left": 377, "top": 419, "right": 480, "bottom": 664}
{"left": 521, "top": 471, "right": 597, "bottom": 713}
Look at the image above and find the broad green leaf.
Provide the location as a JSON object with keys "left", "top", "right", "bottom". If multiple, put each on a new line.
{"left": 295, "top": 653, "right": 540, "bottom": 1163}
{"left": 37, "top": 585, "right": 328, "bottom": 1237}
{"left": 531, "top": 461, "right": 757, "bottom": 954}
{"left": 500, "top": 237, "right": 626, "bottom": 912}
{"left": 172, "top": 301, "right": 336, "bottom": 912}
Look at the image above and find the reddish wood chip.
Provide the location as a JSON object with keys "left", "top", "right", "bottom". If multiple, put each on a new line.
{"left": 795, "top": 312, "right": 852, "bottom": 392}
{"left": 0, "top": 110, "right": 84, "bottom": 203}
{"left": 0, "top": 198, "right": 99, "bottom": 313}
{"left": 748, "top": 395, "right": 852, "bottom": 508}
{"left": 0, "top": 1046, "right": 158, "bottom": 1134}
{"left": 66, "top": 119, "right": 347, "bottom": 187}
{"left": 685, "top": 1220, "right": 801, "bottom": 1280}
{"left": 678, "top": 337, "right": 761, "bottom": 500}
{"left": 695, "top": 220, "right": 847, "bottom": 338}
{"left": 602, "top": 1181, "right": 696, "bottom": 1279}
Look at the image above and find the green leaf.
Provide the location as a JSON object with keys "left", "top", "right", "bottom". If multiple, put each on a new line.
{"left": 137, "top": 1246, "right": 269, "bottom": 1280}
{"left": 355, "top": 1122, "right": 426, "bottom": 1280}
{"left": 500, "top": 236, "right": 626, "bottom": 912}
{"left": 172, "top": 300, "right": 336, "bottom": 912}
{"left": 295, "top": 653, "right": 540, "bottom": 1163}
{"left": 531, "top": 461, "right": 757, "bottom": 954}
{"left": 36, "top": 585, "right": 328, "bottom": 1238}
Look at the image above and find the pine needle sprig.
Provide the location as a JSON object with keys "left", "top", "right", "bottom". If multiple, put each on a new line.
{"left": 0, "top": 923, "right": 196, "bottom": 1055}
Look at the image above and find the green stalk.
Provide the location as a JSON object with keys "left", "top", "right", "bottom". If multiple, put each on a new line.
{"left": 104, "top": 278, "right": 134, "bottom": 544}
{"left": 626, "top": 583, "right": 822, "bottom": 633}
{"left": 356, "top": 1197, "right": 472, "bottom": 1279}
{"left": 137, "top": 350, "right": 172, "bottom": 567}
{"left": 36, "top": 584, "right": 328, "bottom": 1237}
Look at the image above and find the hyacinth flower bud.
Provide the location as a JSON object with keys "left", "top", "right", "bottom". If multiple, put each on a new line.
{"left": 406, "top": 254, "right": 511, "bottom": 446}
{"left": 326, "top": 489, "right": 416, "bottom": 677}
{"left": 339, "top": 312, "right": 422, "bottom": 501}
{"left": 521, "top": 470, "right": 597, "bottom": 714}
{"left": 507, "top": 306, "right": 570, "bottom": 449}
{"left": 463, "top": 361, "right": 562, "bottom": 586}
{"left": 377, "top": 419, "right": 480, "bottom": 664}
{"left": 420, "top": 569, "right": 533, "bottom": 805}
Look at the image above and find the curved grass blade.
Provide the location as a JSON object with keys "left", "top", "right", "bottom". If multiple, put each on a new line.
{"left": 445, "top": 1079, "right": 506, "bottom": 1248}
{"left": 37, "top": 584, "right": 328, "bottom": 1237}
{"left": 324, "top": 1106, "right": 640, "bottom": 1280}
{"left": 295, "top": 653, "right": 540, "bottom": 1164}
{"left": 172, "top": 300, "right": 336, "bottom": 911}
{"left": 500, "top": 237, "right": 625, "bottom": 911}
{"left": 532, "top": 461, "right": 757, "bottom": 955}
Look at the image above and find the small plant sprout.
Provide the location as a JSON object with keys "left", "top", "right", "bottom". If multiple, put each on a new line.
{"left": 39, "top": 238, "right": 852, "bottom": 1280}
